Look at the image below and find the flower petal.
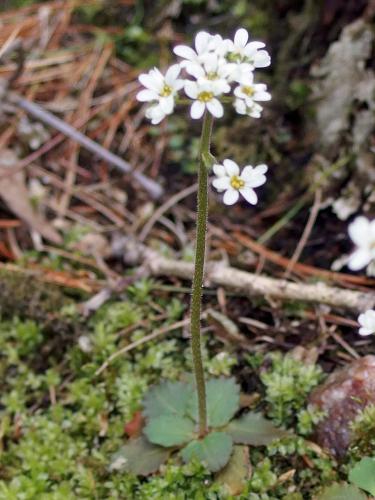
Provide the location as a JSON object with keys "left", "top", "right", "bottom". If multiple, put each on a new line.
{"left": 136, "top": 89, "right": 158, "bottom": 102}
{"left": 212, "top": 177, "right": 231, "bottom": 191}
{"left": 223, "top": 189, "right": 239, "bottom": 205}
{"left": 358, "top": 310, "right": 375, "bottom": 333}
{"left": 159, "top": 96, "right": 174, "bottom": 114}
{"left": 206, "top": 98, "right": 223, "bottom": 118}
{"left": 348, "top": 248, "right": 372, "bottom": 271}
{"left": 184, "top": 81, "right": 198, "bottom": 99}
{"left": 254, "top": 90, "right": 272, "bottom": 101}
{"left": 348, "top": 216, "right": 371, "bottom": 246}
{"left": 253, "top": 50, "right": 271, "bottom": 68}
{"left": 234, "top": 28, "right": 248, "bottom": 48}
{"left": 241, "top": 164, "right": 268, "bottom": 187}
{"left": 234, "top": 98, "right": 246, "bottom": 114}
{"left": 174, "top": 45, "right": 197, "bottom": 61}
{"left": 240, "top": 187, "right": 258, "bottom": 205}
{"left": 245, "top": 41, "right": 265, "bottom": 52}
{"left": 195, "top": 31, "right": 210, "bottom": 54}
{"left": 186, "top": 63, "right": 205, "bottom": 79}
{"left": 359, "top": 327, "right": 374, "bottom": 336}
{"left": 213, "top": 164, "right": 226, "bottom": 177}
{"left": 139, "top": 72, "right": 162, "bottom": 92}
{"left": 223, "top": 159, "right": 239, "bottom": 176}
{"left": 255, "top": 164, "right": 268, "bottom": 175}
{"left": 190, "top": 100, "right": 205, "bottom": 119}
{"left": 165, "top": 64, "right": 181, "bottom": 84}
{"left": 145, "top": 105, "right": 166, "bottom": 125}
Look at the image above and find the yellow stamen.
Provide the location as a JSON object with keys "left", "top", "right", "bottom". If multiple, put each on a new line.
{"left": 198, "top": 91, "right": 214, "bottom": 102}
{"left": 160, "top": 84, "right": 172, "bottom": 97}
{"left": 242, "top": 86, "right": 255, "bottom": 97}
{"left": 230, "top": 175, "right": 245, "bottom": 190}
{"left": 206, "top": 71, "right": 218, "bottom": 80}
{"left": 227, "top": 52, "right": 243, "bottom": 63}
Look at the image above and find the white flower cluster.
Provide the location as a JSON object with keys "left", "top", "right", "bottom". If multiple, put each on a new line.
{"left": 137, "top": 29, "right": 271, "bottom": 124}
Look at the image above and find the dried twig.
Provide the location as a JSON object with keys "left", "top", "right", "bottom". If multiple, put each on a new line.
{"left": 235, "top": 231, "right": 375, "bottom": 288}
{"left": 122, "top": 240, "right": 375, "bottom": 312}
{"left": 284, "top": 188, "right": 322, "bottom": 278}
{"left": 6, "top": 92, "right": 163, "bottom": 199}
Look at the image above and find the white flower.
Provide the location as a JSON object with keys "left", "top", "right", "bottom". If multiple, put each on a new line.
{"left": 234, "top": 98, "right": 263, "bottom": 118}
{"left": 144, "top": 103, "right": 167, "bottom": 125}
{"left": 212, "top": 159, "right": 267, "bottom": 205}
{"left": 234, "top": 74, "right": 271, "bottom": 105}
{"left": 347, "top": 216, "right": 375, "bottom": 270}
{"left": 358, "top": 310, "right": 375, "bottom": 336}
{"left": 185, "top": 54, "right": 231, "bottom": 94}
{"left": 174, "top": 31, "right": 224, "bottom": 67}
{"left": 184, "top": 80, "right": 224, "bottom": 119}
{"left": 227, "top": 62, "right": 254, "bottom": 84}
{"left": 137, "top": 64, "right": 184, "bottom": 123}
{"left": 225, "top": 28, "right": 271, "bottom": 69}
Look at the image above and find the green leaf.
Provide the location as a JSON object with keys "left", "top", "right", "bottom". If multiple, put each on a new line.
{"left": 349, "top": 457, "right": 375, "bottom": 495}
{"left": 142, "top": 380, "right": 192, "bottom": 419}
{"left": 109, "top": 437, "right": 170, "bottom": 476}
{"left": 216, "top": 445, "right": 251, "bottom": 496}
{"left": 181, "top": 431, "right": 233, "bottom": 472}
{"left": 225, "top": 412, "right": 288, "bottom": 445}
{"left": 316, "top": 483, "right": 368, "bottom": 500}
{"left": 144, "top": 415, "right": 195, "bottom": 447}
{"left": 188, "top": 378, "right": 240, "bottom": 427}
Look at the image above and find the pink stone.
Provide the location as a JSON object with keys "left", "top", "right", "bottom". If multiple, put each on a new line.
{"left": 309, "top": 355, "right": 375, "bottom": 457}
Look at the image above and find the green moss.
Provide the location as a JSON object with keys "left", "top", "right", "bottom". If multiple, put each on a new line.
{"left": 349, "top": 404, "right": 375, "bottom": 461}
{"left": 260, "top": 352, "right": 323, "bottom": 427}
{"left": 0, "top": 297, "right": 346, "bottom": 498}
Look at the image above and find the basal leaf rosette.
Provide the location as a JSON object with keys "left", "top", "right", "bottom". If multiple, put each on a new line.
{"left": 112, "top": 378, "right": 288, "bottom": 475}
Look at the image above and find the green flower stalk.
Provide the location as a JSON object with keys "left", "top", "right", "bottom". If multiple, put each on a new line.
{"left": 190, "top": 111, "right": 213, "bottom": 435}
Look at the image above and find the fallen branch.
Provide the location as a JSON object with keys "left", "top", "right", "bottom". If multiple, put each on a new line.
{"left": 5, "top": 92, "right": 163, "bottom": 199}
{"left": 123, "top": 240, "right": 375, "bottom": 312}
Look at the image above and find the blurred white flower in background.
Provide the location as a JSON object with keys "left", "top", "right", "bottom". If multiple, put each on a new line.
{"left": 358, "top": 309, "right": 375, "bottom": 336}
{"left": 212, "top": 159, "right": 268, "bottom": 205}
{"left": 347, "top": 216, "right": 375, "bottom": 271}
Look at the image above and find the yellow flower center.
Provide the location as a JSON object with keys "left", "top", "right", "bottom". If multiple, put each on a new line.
{"left": 227, "top": 52, "right": 243, "bottom": 63}
{"left": 242, "top": 85, "right": 255, "bottom": 97}
{"left": 230, "top": 175, "right": 245, "bottom": 190}
{"left": 206, "top": 71, "right": 218, "bottom": 80}
{"left": 160, "top": 84, "right": 172, "bottom": 97}
{"left": 198, "top": 91, "right": 214, "bottom": 102}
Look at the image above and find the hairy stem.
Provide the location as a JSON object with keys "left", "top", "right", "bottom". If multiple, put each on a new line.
{"left": 190, "top": 111, "right": 213, "bottom": 436}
